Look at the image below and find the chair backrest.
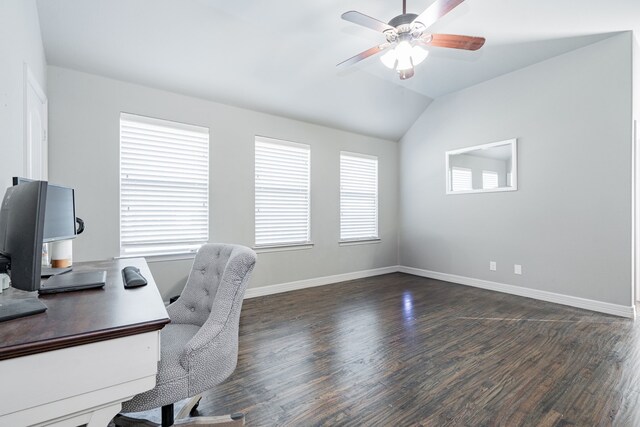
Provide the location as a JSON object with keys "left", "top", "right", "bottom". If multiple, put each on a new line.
{"left": 168, "top": 243, "right": 256, "bottom": 327}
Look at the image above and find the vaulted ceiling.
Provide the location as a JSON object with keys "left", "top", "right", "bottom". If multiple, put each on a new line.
{"left": 37, "top": 0, "right": 640, "bottom": 141}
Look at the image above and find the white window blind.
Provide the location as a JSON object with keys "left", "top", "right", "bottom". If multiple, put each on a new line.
{"left": 340, "top": 152, "right": 378, "bottom": 241}
{"left": 482, "top": 170, "right": 499, "bottom": 189}
{"left": 451, "top": 167, "right": 472, "bottom": 192}
{"left": 255, "top": 136, "right": 310, "bottom": 247}
{"left": 120, "top": 113, "right": 209, "bottom": 257}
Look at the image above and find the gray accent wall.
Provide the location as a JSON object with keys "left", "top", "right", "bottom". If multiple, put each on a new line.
{"left": 399, "top": 33, "right": 633, "bottom": 306}
{"left": 47, "top": 66, "right": 398, "bottom": 299}
{"left": 0, "top": 0, "right": 47, "bottom": 194}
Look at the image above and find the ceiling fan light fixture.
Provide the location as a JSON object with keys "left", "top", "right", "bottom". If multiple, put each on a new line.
{"left": 411, "top": 45, "right": 429, "bottom": 66}
{"left": 394, "top": 40, "right": 413, "bottom": 70}
{"left": 380, "top": 40, "right": 429, "bottom": 73}
{"left": 380, "top": 49, "right": 397, "bottom": 69}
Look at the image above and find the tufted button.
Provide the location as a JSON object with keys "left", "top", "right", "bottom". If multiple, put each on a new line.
{"left": 204, "top": 289, "right": 209, "bottom": 295}
{"left": 190, "top": 307, "right": 195, "bottom": 312}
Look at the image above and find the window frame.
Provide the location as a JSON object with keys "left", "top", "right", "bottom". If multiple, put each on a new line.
{"left": 254, "top": 135, "right": 312, "bottom": 251}
{"left": 339, "top": 151, "right": 379, "bottom": 244}
{"left": 118, "top": 112, "right": 210, "bottom": 259}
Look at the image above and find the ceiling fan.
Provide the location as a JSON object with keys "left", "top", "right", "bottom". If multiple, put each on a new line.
{"left": 337, "top": 0, "right": 485, "bottom": 80}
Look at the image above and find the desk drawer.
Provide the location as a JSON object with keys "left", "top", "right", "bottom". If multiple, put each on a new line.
{"left": 0, "top": 331, "right": 161, "bottom": 425}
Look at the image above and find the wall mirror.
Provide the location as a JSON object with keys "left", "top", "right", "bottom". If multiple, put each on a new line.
{"left": 446, "top": 138, "right": 517, "bottom": 195}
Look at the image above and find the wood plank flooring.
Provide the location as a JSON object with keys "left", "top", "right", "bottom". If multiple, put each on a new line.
{"left": 194, "top": 273, "right": 640, "bottom": 426}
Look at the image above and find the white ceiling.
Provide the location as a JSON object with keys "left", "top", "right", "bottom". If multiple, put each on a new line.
{"left": 36, "top": 0, "right": 640, "bottom": 141}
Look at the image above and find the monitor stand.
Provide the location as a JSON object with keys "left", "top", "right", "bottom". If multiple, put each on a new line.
{"left": 0, "top": 255, "right": 48, "bottom": 322}
{"left": 0, "top": 297, "right": 47, "bottom": 322}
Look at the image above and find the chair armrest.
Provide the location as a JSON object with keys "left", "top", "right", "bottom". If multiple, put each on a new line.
{"left": 178, "top": 272, "right": 248, "bottom": 368}
{"left": 166, "top": 300, "right": 186, "bottom": 322}
{"left": 178, "top": 317, "right": 240, "bottom": 392}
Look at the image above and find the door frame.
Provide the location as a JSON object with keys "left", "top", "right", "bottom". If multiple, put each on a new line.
{"left": 23, "top": 63, "right": 48, "bottom": 180}
{"left": 634, "top": 119, "right": 638, "bottom": 303}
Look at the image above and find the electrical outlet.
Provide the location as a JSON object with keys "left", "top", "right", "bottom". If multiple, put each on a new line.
{"left": 514, "top": 264, "right": 522, "bottom": 275}
{"left": 489, "top": 261, "right": 497, "bottom": 271}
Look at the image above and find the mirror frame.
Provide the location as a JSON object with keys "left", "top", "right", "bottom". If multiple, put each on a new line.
{"left": 445, "top": 138, "right": 518, "bottom": 195}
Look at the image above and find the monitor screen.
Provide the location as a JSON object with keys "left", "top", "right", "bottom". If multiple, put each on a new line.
{"left": 13, "top": 177, "right": 76, "bottom": 242}
{"left": 0, "top": 181, "right": 47, "bottom": 291}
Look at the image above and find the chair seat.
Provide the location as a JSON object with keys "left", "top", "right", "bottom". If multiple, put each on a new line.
{"left": 122, "top": 323, "right": 200, "bottom": 412}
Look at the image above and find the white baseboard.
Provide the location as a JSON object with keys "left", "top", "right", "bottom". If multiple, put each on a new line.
{"left": 242, "top": 264, "right": 635, "bottom": 319}
{"left": 244, "top": 265, "right": 400, "bottom": 299}
{"left": 399, "top": 266, "right": 636, "bottom": 319}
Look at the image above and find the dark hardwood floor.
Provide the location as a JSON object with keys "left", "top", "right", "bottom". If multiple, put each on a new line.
{"left": 195, "top": 273, "right": 640, "bottom": 426}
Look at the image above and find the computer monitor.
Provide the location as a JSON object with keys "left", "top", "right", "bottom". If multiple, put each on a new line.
{"left": 0, "top": 181, "right": 47, "bottom": 291}
{"left": 13, "top": 177, "right": 77, "bottom": 242}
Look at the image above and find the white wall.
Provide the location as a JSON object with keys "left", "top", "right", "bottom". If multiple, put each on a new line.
{"left": 399, "top": 33, "right": 633, "bottom": 307}
{"left": 47, "top": 66, "right": 398, "bottom": 299}
{"left": 0, "top": 0, "right": 47, "bottom": 193}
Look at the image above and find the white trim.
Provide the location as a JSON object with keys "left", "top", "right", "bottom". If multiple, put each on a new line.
{"left": 339, "top": 150, "right": 378, "bottom": 161}
{"left": 244, "top": 265, "right": 399, "bottom": 299}
{"left": 23, "top": 64, "right": 48, "bottom": 180}
{"left": 214, "top": 263, "right": 632, "bottom": 318}
{"left": 634, "top": 119, "right": 638, "bottom": 302}
{"left": 254, "top": 243, "right": 314, "bottom": 253}
{"left": 115, "top": 252, "right": 196, "bottom": 263}
{"left": 120, "top": 111, "right": 209, "bottom": 134}
{"left": 339, "top": 238, "right": 381, "bottom": 246}
{"left": 399, "top": 266, "right": 636, "bottom": 319}
{"left": 446, "top": 138, "right": 517, "bottom": 156}
{"left": 255, "top": 134, "right": 309, "bottom": 150}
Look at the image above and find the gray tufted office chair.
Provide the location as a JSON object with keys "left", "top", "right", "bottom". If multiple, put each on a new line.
{"left": 114, "top": 243, "right": 256, "bottom": 427}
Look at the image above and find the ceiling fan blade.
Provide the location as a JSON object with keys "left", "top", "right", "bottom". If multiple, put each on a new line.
{"left": 337, "top": 43, "right": 391, "bottom": 68}
{"left": 342, "top": 11, "right": 395, "bottom": 33}
{"left": 413, "top": 0, "right": 465, "bottom": 30}
{"left": 421, "top": 34, "right": 485, "bottom": 51}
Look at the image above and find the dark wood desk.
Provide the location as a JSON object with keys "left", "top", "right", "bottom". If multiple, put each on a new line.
{"left": 0, "top": 258, "right": 170, "bottom": 426}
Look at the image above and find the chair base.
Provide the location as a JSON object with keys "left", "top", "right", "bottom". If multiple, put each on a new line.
{"left": 113, "top": 395, "right": 244, "bottom": 427}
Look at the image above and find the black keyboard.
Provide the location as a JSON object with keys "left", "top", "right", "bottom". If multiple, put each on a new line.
{"left": 0, "top": 298, "right": 47, "bottom": 322}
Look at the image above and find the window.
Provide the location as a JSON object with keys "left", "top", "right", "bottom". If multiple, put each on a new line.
{"left": 119, "top": 113, "right": 209, "bottom": 257}
{"left": 255, "top": 136, "right": 310, "bottom": 247}
{"left": 340, "top": 152, "right": 378, "bottom": 241}
{"left": 482, "top": 170, "right": 499, "bottom": 189}
{"left": 451, "top": 167, "right": 472, "bottom": 191}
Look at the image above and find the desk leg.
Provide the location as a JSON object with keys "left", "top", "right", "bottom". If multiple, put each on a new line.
{"left": 87, "top": 403, "right": 122, "bottom": 427}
